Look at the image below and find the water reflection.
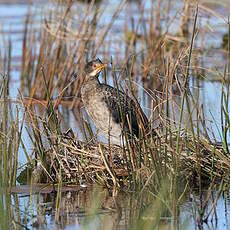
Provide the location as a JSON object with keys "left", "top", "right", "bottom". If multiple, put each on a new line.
{"left": 1, "top": 185, "right": 228, "bottom": 229}
{"left": 9, "top": 185, "right": 123, "bottom": 229}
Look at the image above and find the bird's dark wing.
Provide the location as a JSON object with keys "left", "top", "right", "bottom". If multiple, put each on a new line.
{"left": 101, "top": 84, "right": 148, "bottom": 137}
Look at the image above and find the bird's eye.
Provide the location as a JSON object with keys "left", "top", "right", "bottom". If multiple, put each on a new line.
{"left": 93, "top": 64, "right": 97, "bottom": 68}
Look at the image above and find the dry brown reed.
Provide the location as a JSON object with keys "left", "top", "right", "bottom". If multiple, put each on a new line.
{"left": 1, "top": 0, "right": 230, "bottom": 227}
{"left": 15, "top": 1, "right": 229, "bottom": 190}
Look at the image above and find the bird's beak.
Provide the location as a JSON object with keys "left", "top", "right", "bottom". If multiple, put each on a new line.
{"left": 96, "top": 63, "right": 107, "bottom": 72}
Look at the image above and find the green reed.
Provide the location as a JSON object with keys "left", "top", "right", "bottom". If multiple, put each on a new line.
{"left": 220, "top": 20, "right": 230, "bottom": 154}
{"left": 0, "top": 54, "right": 25, "bottom": 228}
{"left": 0, "top": 80, "right": 23, "bottom": 187}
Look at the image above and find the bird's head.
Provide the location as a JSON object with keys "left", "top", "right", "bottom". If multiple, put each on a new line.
{"left": 85, "top": 58, "right": 107, "bottom": 77}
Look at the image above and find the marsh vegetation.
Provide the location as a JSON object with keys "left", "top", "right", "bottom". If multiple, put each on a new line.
{"left": 0, "top": 0, "right": 230, "bottom": 229}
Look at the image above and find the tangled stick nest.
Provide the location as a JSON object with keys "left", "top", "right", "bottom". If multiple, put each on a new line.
{"left": 31, "top": 129, "right": 230, "bottom": 187}
{"left": 49, "top": 138, "right": 128, "bottom": 183}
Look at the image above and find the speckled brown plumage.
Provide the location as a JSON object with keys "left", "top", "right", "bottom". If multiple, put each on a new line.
{"left": 81, "top": 59, "right": 149, "bottom": 145}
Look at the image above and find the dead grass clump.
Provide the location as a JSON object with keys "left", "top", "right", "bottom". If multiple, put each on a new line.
{"left": 28, "top": 127, "right": 230, "bottom": 191}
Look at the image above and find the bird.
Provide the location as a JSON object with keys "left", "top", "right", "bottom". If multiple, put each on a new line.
{"left": 80, "top": 58, "right": 149, "bottom": 146}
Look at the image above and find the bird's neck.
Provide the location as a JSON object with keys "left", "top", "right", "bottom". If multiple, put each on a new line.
{"left": 81, "top": 75, "right": 100, "bottom": 98}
